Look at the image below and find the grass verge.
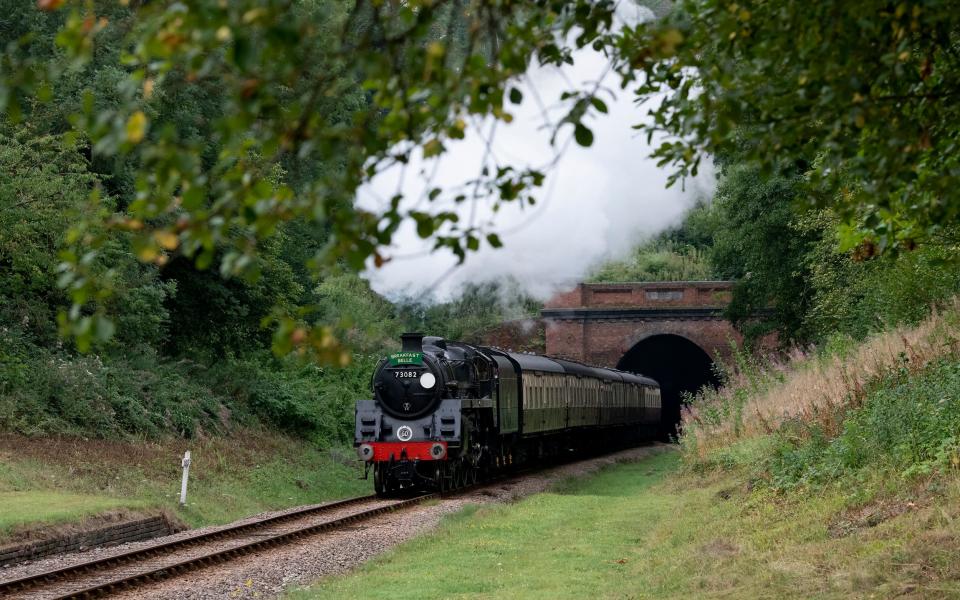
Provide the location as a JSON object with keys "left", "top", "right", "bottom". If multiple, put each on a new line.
{"left": 0, "top": 430, "right": 371, "bottom": 543}
{"left": 0, "top": 492, "right": 147, "bottom": 537}
{"left": 291, "top": 450, "right": 960, "bottom": 599}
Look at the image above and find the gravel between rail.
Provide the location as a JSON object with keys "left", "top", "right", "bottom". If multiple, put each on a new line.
{"left": 0, "top": 444, "right": 671, "bottom": 599}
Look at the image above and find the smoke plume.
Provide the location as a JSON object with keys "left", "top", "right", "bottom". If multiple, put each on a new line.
{"left": 357, "top": 3, "right": 714, "bottom": 302}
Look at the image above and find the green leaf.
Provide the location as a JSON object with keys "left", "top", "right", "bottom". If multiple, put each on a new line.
{"left": 196, "top": 250, "right": 214, "bottom": 271}
{"left": 416, "top": 216, "right": 434, "bottom": 238}
{"left": 423, "top": 139, "right": 444, "bottom": 158}
{"left": 232, "top": 36, "right": 253, "bottom": 71}
{"left": 590, "top": 97, "right": 608, "bottom": 114}
{"left": 574, "top": 123, "right": 594, "bottom": 147}
{"left": 94, "top": 316, "right": 115, "bottom": 342}
{"left": 182, "top": 186, "right": 205, "bottom": 210}
{"left": 125, "top": 111, "right": 148, "bottom": 143}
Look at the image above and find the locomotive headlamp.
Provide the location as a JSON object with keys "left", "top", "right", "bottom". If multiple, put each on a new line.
{"left": 357, "top": 444, "right": 374, "bottom": 462}
{"left": 419, "top": 372, "right": 436, "bottom": 389}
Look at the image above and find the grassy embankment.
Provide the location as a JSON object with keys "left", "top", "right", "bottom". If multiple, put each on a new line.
{"left": 292, "top": 304, "right": 960, "bottom": 599}
{"left": 0, "top": 330, "right": 378, "bottom": 542}
{"left": 0, "top": 432, "right": 370, "bottom": 543}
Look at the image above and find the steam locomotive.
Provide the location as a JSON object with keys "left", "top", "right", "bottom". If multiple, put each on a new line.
{"left": 355, "top": 333, "right": 661, "bottom": 495}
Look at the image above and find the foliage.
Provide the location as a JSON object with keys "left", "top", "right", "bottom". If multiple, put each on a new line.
{"left": 3, "top": 0, "right": 621, "bottom": 352}
{"left": 206, "top": 353, "right": 378, "bottom": 447}
{"left": 708, "top": 164, "right": 823, "bottom": 343}
{"left": 0, "top": 320, "right": 375, "bottom": 444}
{"left": 588, "top": 203, "right": 717, "bottom": 283}
{"left": 1, "top": 0, "right": 959, "bottom": 354}
{"left": 0, "top": 115, "right": 387, "bottom": 443}
{"left": 770, "top": 359, "right": 960, "bottom": 489}
{"left": 802, "top": 212, "right": 960, "bottom": 341}
{"left": 681, "top": 299, "right": 960, "bottom": 460}
{"left": 589, "top": 240, "right": 712, "bottom": 283}
{"left": 160, "top": 233, "right": 304, "bottom": 359}
{"left": 313, "top": 271, "right": 403, "bottom": 353}
{"left": 0, "top": 127, "right": 175, "bottom": 351}
{"left": 397, "top": 279, "right": 540, "bottom": 343}
{"left": 613, "top": 0, "right": 960, "bottom": 254}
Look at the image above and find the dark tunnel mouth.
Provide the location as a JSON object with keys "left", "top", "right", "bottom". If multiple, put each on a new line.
{"left": 616, "top": 334, "right": 720, "bottom": 438}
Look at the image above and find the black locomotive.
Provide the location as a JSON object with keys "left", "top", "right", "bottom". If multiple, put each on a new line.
{"left": 355, "top": 333, "right": 661, "bottom": 495}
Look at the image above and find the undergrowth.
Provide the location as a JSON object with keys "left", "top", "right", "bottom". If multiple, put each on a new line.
{"left": 681, "top": 299, "right": 960, "bottom": 461}
{"left": 770, "top": 359, "right": 960, "bottom": 489}
{"left": 0, "top": 325, "right": 373, "bottom": 445}
{"left": 680, "top": 299, "right": 960, "bottom": 500}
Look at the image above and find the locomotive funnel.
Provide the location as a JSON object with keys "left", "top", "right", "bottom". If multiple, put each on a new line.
{"left": 400, "top": 332, "right": 424, "bottom": 353}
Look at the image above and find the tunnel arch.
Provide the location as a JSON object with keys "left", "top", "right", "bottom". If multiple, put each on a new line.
{"left": 616, "top": 333, "right": 720, "bottom": 437}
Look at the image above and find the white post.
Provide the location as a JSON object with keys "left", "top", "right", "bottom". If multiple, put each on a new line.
{"left": 179, "top": 450, "right": 191, "bottom": 506}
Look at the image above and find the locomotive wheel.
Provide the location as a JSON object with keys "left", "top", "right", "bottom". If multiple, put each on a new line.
{"left": 448, "top": 462, "right": 458, "bottom": 491}
{"left": 466, "top": 464, "right": 477, "bottom": 486}
{"left": 373, "top": 464, "right": 394, "bottom": 496}
{"left": 374, "top": 464, "right": 388, "bottom": 496}
{"left": 438, "top": 463, "right": 451, "bottom": 493}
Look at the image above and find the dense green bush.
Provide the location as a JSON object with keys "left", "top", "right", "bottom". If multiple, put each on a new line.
{"left": 397, "top": 280, "right": 540, "bottom": 343}
{"left": 769, "top": 359, "right": 960, "bottom": 488}
{"left": 0, "top": 333, "right": 226, "bottom": 438}
{"left": 802, "top": 211, "right": 960, "bottom": 341}
{"left": 0, "top": 325, "right": 378, "bottom": 444}
{"left": 204, "top": 354, "right": 378, "bottom": 447}
{"left": 588, "top": 241, "right": 712, "bottom": 283}
{"left": 589, "top": 203, "right": 717, "bottom": 284}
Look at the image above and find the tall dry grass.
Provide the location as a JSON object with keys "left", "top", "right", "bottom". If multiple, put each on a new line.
{"left": 681, "top": 299, "right": 960, "bottom": 460}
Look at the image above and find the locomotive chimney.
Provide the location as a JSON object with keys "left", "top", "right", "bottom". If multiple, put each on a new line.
{"left": 400, "top": 332, "right": 424, "bottom": 353}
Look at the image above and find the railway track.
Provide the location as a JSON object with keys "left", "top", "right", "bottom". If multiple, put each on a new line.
{"left": 0, "top": 493, "right": 434, "bottom": 600}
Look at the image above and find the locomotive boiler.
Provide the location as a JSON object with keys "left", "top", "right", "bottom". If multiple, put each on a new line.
{"left": 355, "top": 333, "right": 661, "bottom": 495}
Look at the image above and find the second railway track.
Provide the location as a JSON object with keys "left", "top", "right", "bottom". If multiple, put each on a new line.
{"left": 0, "top": 493, "right": 434, "bottom": 600}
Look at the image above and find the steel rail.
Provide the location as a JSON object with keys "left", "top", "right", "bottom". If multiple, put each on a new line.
{"left": 0, "top": 494, "right": 434, "bottom": 598}
{"left": 45, "top": 494, "right": 433, "bottom": 600}
{"left": 0, "top": 446, "right": 653, "bottom": 599}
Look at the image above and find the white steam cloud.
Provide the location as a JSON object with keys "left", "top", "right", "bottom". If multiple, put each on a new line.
{"left": 358, "top": 3, "right": 714, "bottom": 302}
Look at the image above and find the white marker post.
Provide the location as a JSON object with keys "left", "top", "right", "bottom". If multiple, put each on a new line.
{"left": 179, "top": 450, "right": 191, "bottom": 506}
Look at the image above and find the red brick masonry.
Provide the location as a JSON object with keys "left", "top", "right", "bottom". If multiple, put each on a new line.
{"left": 541, "top": 282, "right": 743, "bottom": 366}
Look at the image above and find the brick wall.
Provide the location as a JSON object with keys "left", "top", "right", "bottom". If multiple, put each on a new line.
{"left": 543, "top": 281, "right": 734, "bottom": 310}
{"left": 0, "top": 515, "right": 180, "bottom": 566}
{"left": 588, "top": 318, "right": 742, "bottom": 366}
{"left": 481, "top": 281, "right": 777, "bottom": 369}
{"left": 541, "top": 281, "right": 749, "bottom": 368}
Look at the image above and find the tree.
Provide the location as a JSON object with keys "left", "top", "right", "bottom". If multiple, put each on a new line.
{"left": 1, "top": 0, "right": 619, "bottom": 355}
{"left": 710, "top": 164, "right": 821, "bottom": 344}
{"left": 0, "top": 126, "right": 173, "bottom": 350}
{"left": 612, "top": 0, "right": 960, "bottom": 254}
{"left": 5, "top": 1, "right": 960, "bottom": 357}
